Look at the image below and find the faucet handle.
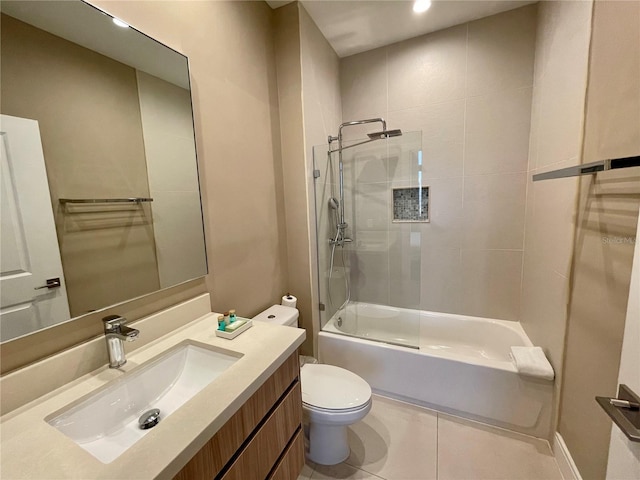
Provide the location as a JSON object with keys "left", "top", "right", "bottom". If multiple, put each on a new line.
{"left": 103, "top": 314, "right": 127, "bottom": 331}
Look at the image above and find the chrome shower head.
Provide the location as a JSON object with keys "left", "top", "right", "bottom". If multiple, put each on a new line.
{"left": 367, "top": 129, "right": 402, "bottom": 140}
{"left": 328, "top": 197, "right": 340, "bottom": 210}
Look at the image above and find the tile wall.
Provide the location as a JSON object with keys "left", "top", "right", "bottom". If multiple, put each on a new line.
{"left": 519, "top": 0, "right": 593, "bottom": 441}
{"left": 340, "top": 5, "right": 537, "bottom": 321}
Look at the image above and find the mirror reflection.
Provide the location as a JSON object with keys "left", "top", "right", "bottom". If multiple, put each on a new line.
{"left": 0, "top": 0, "right": 207, "bottom": 342}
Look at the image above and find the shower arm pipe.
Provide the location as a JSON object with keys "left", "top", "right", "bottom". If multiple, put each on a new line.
{"left": 337, "top": 118, "right": 387, "bottom": 141}
{"left": 329, "top": 118, "right": 388, "bottom": 229}
{"left": 328, "top": 137, "right": 381, "bottom": 154}
{"left": 328, "top": 118, "right": 388, "bottom": 146}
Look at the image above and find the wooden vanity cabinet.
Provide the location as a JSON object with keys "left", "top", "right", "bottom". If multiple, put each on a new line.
{"left": 174, "top": 352, "right": 304, "bottom": 480}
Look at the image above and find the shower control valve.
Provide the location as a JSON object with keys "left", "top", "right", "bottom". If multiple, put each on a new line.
{"left": 329, "top": 237, "right": 353, "bottom": 247}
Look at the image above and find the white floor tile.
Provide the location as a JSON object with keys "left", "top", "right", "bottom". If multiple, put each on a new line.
{"left": 299, "top": 395, "right": 564, "bottom": 480}
{"left": 311, "top": 462, "right": 385, "bottom": 479}
{"left": 298, "top": 459, "right": 316, "bottom": 480}
{"left": 344, "top": 395, "right": 438, "bottom": 480}
{"left": 437, "top": 413, "right": 563, "bottom": 480}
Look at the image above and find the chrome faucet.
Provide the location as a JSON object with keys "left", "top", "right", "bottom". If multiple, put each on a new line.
{"left": 103, "top": 315, "right": 139, "bottom": 368}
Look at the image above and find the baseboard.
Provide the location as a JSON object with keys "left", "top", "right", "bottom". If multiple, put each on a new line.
{"left": 553, "top": 432, "right": 583, "bottom": 480}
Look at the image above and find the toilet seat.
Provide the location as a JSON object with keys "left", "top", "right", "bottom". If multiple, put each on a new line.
{"left": 303, "top": 400, "right": 370, "bottom": 414}
{"left": 301, "top": 364, "right": 372, "bottom": 411}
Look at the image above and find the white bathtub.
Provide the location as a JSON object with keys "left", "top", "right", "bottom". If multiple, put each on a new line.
{"left": 319, "top": 302, "right": 554, "bottom": 438}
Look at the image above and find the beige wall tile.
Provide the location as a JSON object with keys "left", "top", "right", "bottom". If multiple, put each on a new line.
{"left": 420, "top": 176, "right": 464, "bottom": 250}
{"left": 464, "top": 87, "right": 533, "bottom": 176}
{"left": 461, "top": 249, "right": 523, "bottom": 320}
{"left": 420, "top": 247, "right": 463, "bottom": 314}
{"left": 518, "top": 2, "right": 593, "bottom": 444}
{"left": 350, "top": 236, "right": 390, "bottom": 306}
{"left": 533, "top": 3, "right": 592, "bottom": 169}
{"left": 520, "top": 249, "right": 569, "bottom": 373}
{"left": 341, "top": 6, "right": 535, "bottom": 320}
{"left": 387, "top": 24, "right": 467, "bottom": 111}
{"left": 354, "top": 183, "right": 389, "bottom": 231}
{"left": 387, "top": 100, "right": 465, "bottom": 179}
{"left": 466, "top": 4, "right": 537, "bottom": 97}
{"left": 462, "top": 173, "right": 527, "bottom": 251}
{"left": 340, "top": 47, "right": 387, "bottom": 135}
{"left": 526, "top": 165, "right": 579, "bottom": 278}
{"left": 352, "top": 146, "right": 389, "bottom": 184}
{"left": 386, "top": 131, "right": 424, "bottom": 184}
{"left": 389, "top": 227, "right": 422, "bottom": 308}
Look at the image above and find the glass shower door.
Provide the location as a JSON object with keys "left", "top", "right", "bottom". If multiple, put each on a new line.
{"left": 313, "top": 131, "right": 423, "bottom": 349}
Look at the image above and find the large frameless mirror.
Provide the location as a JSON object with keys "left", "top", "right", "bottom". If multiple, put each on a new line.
{"left": 0, "top": 0, "right": 207, "bottom": 342}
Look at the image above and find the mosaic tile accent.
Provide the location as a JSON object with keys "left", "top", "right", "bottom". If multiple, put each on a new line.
{"left": 392, "top": 186, "right": 429, "bottom": 222}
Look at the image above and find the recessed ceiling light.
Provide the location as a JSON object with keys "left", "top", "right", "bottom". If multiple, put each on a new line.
{"left": 413, "top": 0, "right": 432, "bottom": 14}
{"left": 112, "top": 18, "right": 130, "bottom": 28}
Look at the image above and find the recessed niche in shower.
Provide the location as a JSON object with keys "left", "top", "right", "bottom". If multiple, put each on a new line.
{"left": 392, "top": 186, "right": 429, "bottom": 222}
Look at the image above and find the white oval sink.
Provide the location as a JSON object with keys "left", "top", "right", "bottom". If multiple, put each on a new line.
{"left": 46, "top": 341, "right": 241, "bottom": 463}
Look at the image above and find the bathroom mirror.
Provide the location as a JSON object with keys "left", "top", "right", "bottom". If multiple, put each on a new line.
{"left": 0, "top": 0, "right": 207, "bottom": 342}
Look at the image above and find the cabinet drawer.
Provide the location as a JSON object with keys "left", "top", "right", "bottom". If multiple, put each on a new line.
{"left": 269, "top": 429, "right": 304, "bottom": 480}
{"left": 174, "top": 352, "right": 299, "bottom": 480}
{"left": 220, "top": 382, "right": 302, "bottom": 480}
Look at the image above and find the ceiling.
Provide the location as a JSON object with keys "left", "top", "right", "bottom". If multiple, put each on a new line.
{"left": 267, "top": 0, "right": 537, "bottom": 57}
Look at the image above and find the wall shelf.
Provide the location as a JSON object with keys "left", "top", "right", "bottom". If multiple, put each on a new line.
{"left": 596, "top": 384, "right": 640, "bottom": 443}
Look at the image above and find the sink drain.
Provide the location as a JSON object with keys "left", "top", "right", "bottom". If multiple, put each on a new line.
{"left": 138, "top": 408, "right": 161, "bottom": 429}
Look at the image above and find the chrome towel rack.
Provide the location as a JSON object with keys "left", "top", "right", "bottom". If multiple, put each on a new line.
{"left": 533, "top": 155, "right": 640, "bottom": 182}
{"left": 59, "top": 197, "right": 153, "bottom": 204}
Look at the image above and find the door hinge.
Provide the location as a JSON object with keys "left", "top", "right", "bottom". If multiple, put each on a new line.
{"left": 319, "top": 302, "right": 325, "bottom": 311}
{"left": 313, "top": 169, "right": 320, "bottom": 179}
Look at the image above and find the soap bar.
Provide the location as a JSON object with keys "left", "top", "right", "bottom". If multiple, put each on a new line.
{"left": 224, "top": 319, "right": 246, "bottom": 332}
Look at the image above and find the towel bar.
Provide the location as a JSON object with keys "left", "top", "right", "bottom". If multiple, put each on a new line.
{"left": 533, "top": 155, "right": 640, "bottom": 182}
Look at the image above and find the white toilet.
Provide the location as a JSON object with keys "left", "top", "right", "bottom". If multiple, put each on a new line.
{"left": 252, "top": 305, "right": 372, "bottom": 465}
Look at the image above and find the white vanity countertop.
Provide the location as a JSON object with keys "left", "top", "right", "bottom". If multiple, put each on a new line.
{"left": 0, "top": 313, "right": 305, "bottom": 479}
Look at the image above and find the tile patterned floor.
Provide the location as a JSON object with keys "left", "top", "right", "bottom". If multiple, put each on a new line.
{"left": 299, "top": 395, "right": 563, "bottom": 480}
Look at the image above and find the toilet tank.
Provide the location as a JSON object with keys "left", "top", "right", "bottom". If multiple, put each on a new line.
{"left": 251, "top": 305, "right": 299, "bottom": 327}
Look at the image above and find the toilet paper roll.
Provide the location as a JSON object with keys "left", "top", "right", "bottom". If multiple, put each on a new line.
{"left": 281, "top": 294, "right": 297, "bottom": 308}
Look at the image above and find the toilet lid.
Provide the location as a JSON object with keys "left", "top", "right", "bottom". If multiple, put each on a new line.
{"left": 301, "top": 364, "right": 371, "bottom": 410}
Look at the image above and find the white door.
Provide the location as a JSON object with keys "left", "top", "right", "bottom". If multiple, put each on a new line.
{"left": 0, "top": 114, "right": 70, "bottom": 342}
{"left": 606, "top": 206, "right": 640, "bottom": 479}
